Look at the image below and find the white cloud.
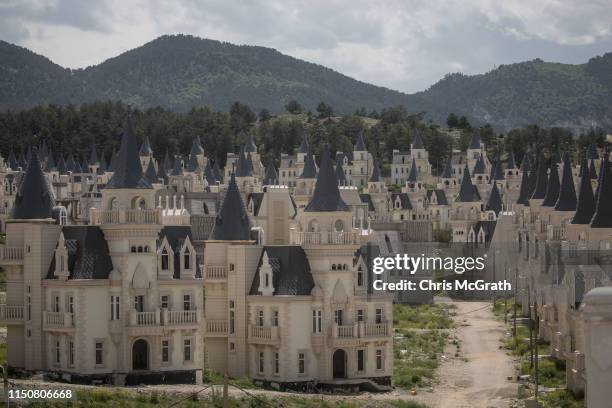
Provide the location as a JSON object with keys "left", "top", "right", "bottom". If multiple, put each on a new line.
{"left": 1, "top": 0, "right": 611, "bottom": 92}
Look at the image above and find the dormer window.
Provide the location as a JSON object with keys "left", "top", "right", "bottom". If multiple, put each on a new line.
{"left": 161, "top": 249, "right": 169, "bottom": 270}
{"left": 184, "top": 252, "right": 191, "bottom": 270}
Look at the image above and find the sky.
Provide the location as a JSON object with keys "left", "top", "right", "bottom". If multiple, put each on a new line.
{"left": 1, "top": 0, "right": 612, "bottom": 94}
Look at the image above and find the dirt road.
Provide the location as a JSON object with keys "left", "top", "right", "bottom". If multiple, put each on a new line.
{"left": 419, "top": 299, "right": 517, "bottom": 408}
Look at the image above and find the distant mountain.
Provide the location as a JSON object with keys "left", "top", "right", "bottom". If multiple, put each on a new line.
{"left": 1, "top": 35, "right": 611, "bottom": 131}
{"left": 417, "top": 55, "right": 612, "bottom": 131}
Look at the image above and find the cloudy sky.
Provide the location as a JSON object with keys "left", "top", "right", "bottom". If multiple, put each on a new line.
{"left": 1, "top": 0, "right": 612, "bottom": 93}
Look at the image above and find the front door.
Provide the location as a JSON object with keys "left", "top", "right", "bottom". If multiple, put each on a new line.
{"left": 333, "top": 349, "right": 346, "bottom": 379}
{"left": 132, "top": 339, "right": 149, "bottom": 370}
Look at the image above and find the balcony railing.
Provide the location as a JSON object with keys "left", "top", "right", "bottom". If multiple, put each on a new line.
{"left": 363, "top": 322, "right": 389, "bottom": 337}
{"left": 206, "top": 319, "right": 228, "bottom": 335}
{"left": 0, "top": 246, "right": 24, "bottom": 262}
{"left": 330, "top": 322, "right": 391, "bottom": 340}
{"left": 90, "top": 209, "right": 161, "bottom": 225}
{"left": 547, "top": 224, "right": 567, "bottom": 241}
{"left": 0, "top": 304, "right": 24, "bottom": 322}
{"left": 43, "top": 311, "right": 74, "bottom": 328}
{"left": 248, "top": 325, "right": 280, "bottom": 343}
{"left": 204, "top": 265, "right": 228, "bottom": 280}
{"left": 290, "top": 230, "right": 359, "bottom": 245}
{"left": 129, "top": 310, "right": 160, "bottom": 326}
{"left": 165, "top": 310, "right": 199, "bottom": 325}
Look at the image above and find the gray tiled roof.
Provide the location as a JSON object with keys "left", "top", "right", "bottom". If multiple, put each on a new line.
{"left": 542, "top": 161, "right": 560, "bottom": 207}
{"left": 304, "top": 146, "right": 349, "bottom": 212}
{"left": 590, "top": 158, "right": 612, "bottom": 228}
{"left": 106, "top": 116, "right": 152, "bottom": 189}
{"left": 209, "top": 173, "right": 252, "bottom": 240}
{"left": 530, "top": 156, "right": 548, "bottom": 200}
{"left": 249, "top": 246, "right": 315, "bottom": 296}
{"left": 11, "top": 148, "right": 54, "bottom": 220}
{"left": 554, "top": 152, "right": 577, "bottom": 211}
{"left": 455, "top": 164, "right": 480, "bottom": 202}
{"left": 571, "top": 156, "right": 595, "bottom": 224}
{"left": 47, "top": 226, "right": 113, "bottom": 280}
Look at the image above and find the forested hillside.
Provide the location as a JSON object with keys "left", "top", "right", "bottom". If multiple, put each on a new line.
{"left": 1, "top": 35, "right": 611, "bottom": 131}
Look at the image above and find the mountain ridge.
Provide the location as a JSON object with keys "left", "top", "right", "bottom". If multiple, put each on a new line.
{"left": 1, "top": 34, "right": 611, "bottom": 131}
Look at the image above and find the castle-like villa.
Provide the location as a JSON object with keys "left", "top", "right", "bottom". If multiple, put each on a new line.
{"left": 0, "top": 118, "right": 611, "bottom": 398}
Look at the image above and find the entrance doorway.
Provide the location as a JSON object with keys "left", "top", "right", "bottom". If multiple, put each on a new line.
{"left": 333, "top": 349, "right": 346, "bottom": 378}
{"left": 132, "top": 339, "right": 149, "bottom": 370}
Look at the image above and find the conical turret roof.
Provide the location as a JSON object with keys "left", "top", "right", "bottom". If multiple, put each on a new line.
{"left": 407, "top": 158, "right": 418, "bottom": 182}
{"left": 297, "top": 134, "right": 310, "bottom": 154}
{"left": 354, "top": 132, "right": 366, "bottom": 151}
{"left": 144, "top": 159, "right": 158, "bottom": 184}
{"left": 11, "top": 148, "right": 54, "bottom": 220}
{"left": 507, "top": 150, "right": 517, "bottom": 169}
{"left": 304, "top": 146, "right": 349, "bottom": 212}
{"left": 590, "top": 157, "right": 612, "bottom": 228}
{"left": 300, "top": 150, "right": 317, "bottom": 179}
{"left": 369, "top": 162, "right": 381, "bottom": 182}
{"left": 472, "top": 155, "right": 486, "bottom": 174}
{"left": 455, "top": 164, "right": 480, "bottom": 202}
{"left": 530, "top": 155, "right": 548, "bottom": 200}
{"left": 486, "top": 182, "right": 502, "bottom": 215}
{"left": 554, "top": 152, "right": 576, "bottom": 211}
{"left": 245, "top": 134, "right": 257, "bottom": 153}
{"left": 106, "top": 116, "right": 152, "bottom": 189}
{"left": 571, "top": 156, "right": 596, "bottom": 224}
{"left": 139, "top": 135, "right": 153, "bottom": 157}
{"left": 209, "top": 173, "right": 252, "bottom": 240}
{"left": 263, "top": 162, "right": 279, "bottom": 185}
{"left": 411, "top": 131, "right": 424, "bottom": 149}
{"left": 441, "top": 156, "right": 453, "bottom": 178}
{"left": 542, "top": 161, "right": 560, "bottom": 207}
{"left": 335, "top": 158, "right": 347, "bottom": 185}
{"left": 468, "top": 131, "right": 482, "bottom": 149}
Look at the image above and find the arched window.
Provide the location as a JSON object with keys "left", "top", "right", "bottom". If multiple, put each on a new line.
{"left": 131, "top": 246, "right": 136, "bottom": 253}
{"left": 161, "top": 248, "right": 169, "bottom": 270}
{"left": 334, "top": 219, "right": 344, "bottom": 232}
{"left": 137, "top": 246, "right": 143, "bottom": 253}
{"left": 144, "top": 245, "right": 149, "bottom": 253}
{"left": 184, "top": 251, "right": 191, "bottom": 270}
{"left": 110, "top": 197, "right": 118, "bottom": 210}
{"left": 332, "top": 264, "right": 336, "bottom": 270}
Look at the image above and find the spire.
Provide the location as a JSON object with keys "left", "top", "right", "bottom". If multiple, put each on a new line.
{"left": 297, "top": 134, "right": 310, "bottom": 154}
{"left": 204, "top": 160, "right": 218, "bottom": 185}
{"left": 541, "top": 160, "right": 560, "bottom": 207}
{"left": 144, "top": 158, "right": 158, "bottom": 184}
{"left": 106, "top": 115, "right": 152, "bottom": 189}
{"left": 441, "top": 156, "right": 453, "bottom": 178}
{"left": 590, "top": 157, "right": 612, "bottom": 228}
{"left": 516, "top": 165, "right": 532, "bottom": 205}
{"left": 263, "top": 162, "right": 279, "bottom": 185}
{"left": 246, "top": 152, "right": 254, "bottom": 173}
{"left": 411, "top": 130, "right": 424, "bottom": 150}
{"left": 369, "top": 162, "right": 381, "bottom": 182}
{"left": 7, "top": 149, "right": 17, "bottom": 170}
{"left": 171, "top": 158, "right": 184, "bottom": 176}
{"left": 486, "top": 182, "right": 502, "bottom": 215}
{"left": 407, "top": 158, "right": 418, "bottom": 182}
{"left": 554, "top": 152, "right": 577, "bottom": 211}
{"left": 455, "top": 164, "right": 480, "bottom": 202}
{"left": 156, "top": 158, "right": 168, "bottom": 183}
{"left": 185, "top": 153, "right": 199, "bottom": 172}
{"left": 304, "top": 146, "right": 349, "bottom": 212}
{"left": 300, "top": 150, "right": 317, "bottom": 179}
{"left": 235, "top": 148, "right": 252, "bottom": 177}
{"left": 189, "top": 138, "right": 204, "bottom": 156}
{"left": 571, "top": 156, "right": 596, "bottom": 224}
{"left": 73, "top": 157, "right": 83, "bottom": 174}
{"left": 468, "top": 131, "right": 482, "bottom": 150}
{"left": 89, "top": 143, "right": 99, "bottom": 166}
{"left": 530, "top": 155, "right": 548, "bottom": 200}
{"left": 593, "top": 157, "right": 605, "bottom": 204}
{"left": 520, "top": 153, "right": 531, "bottom": 173}
{"left": 163, "top": 149, "right": 173, "bottom": 172}
{"left": 587, "top": 143, "right": 599, "bottom": 160}
{"left": 589, "top": 159, "right": 598, "bottom": 180}
{"left": 507, "top": 150, "right": 517, "bottom": 169}
{"left": 56, "top": 154, "right": 67, "bottom": 175}
{"left": 11, "top": 147, "right": 54, "bottom": 220}
{"left": 213, "top": 158, "right": 223, "bottom": 183}
{"left": 209, "top": 173, "right": 252, "bottom": 240}
{"left": 472, "top": 155, "right": 485, "bottom": 174}
{"left": 139, "top": 135, "right": 153, "bottom": 157}
{"left": 97, "top": 154, "right": 107, "bottom": 175}
{"left": 354, "top": 132, "right": 366, "bottom": 151}
{"left": 335, "top": 158, "right": 347, "bottom": 185}
{"left": 491, "top": 157, "right": 505, "bottom": 180}
{"left": 245, "top": 134, "right": 257, "bottom": 153}
{"left": 66, "top": 155, "right": 76, "bottom": 173}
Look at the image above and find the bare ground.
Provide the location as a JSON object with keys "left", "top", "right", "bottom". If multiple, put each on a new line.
{"left": 7, "top": 299, "right": 517, "bottom": 407}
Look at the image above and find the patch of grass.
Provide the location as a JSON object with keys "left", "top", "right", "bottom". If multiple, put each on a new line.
{"left": 520, "top": 358, "right": 566, "bottom": 388}
{"left": 540, "top": 389, "right": 584, "bottom": 408}
{"left": 28, "top": 388, "right": 430, "bottom": 407}
{"left": 393, "top": 304, "right": 454, "bottom": 330}
{"left": 394, "top": 330, "right": 449, "bottom": 389}
{"left": 201, "top": 369, "right": 260, "bottom": 389}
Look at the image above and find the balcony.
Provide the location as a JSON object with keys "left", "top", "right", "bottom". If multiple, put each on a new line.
{"left": 163, "top": 309, "right": 200, "bottom": 326}
{"left": 0, "top": 304, "right": 24, "bottom": 324}
{"left": 547, "top": 224, "right": 567, "bottom": 241}
{"left": 0, "top": 246, "right": 24, "bottom": 264}
{"left": 248, "top": 324, "right": 280, "bottom": 345}
{"left": 290, "top": 230, "right": 360, "bottom": 246}
{"left": 330, "top": 321, "right": 391, "bottom": 345}
{"left": 43, "top": 311, "right": 74, "bottom": 331}
{"left": 204, "top": 265, "right": 228, "bottom": 282}
{"left": 362, "top": 322, "right": 390, "bottom": 338}
{"left": 205, "top": 319, "right": 228, "bottom": 337}
{"left": 130, "top": 310, "right": 160, "bottom": 326}
{"left": 90, "top": 209, "right": 161, "bottom": 225}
